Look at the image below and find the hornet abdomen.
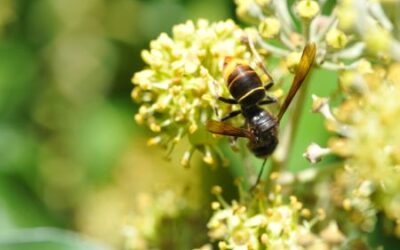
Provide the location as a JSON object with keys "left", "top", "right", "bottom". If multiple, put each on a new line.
{"left": 223, "top": 59, "right": 265, "bottom": 106}
{"left": 244, "top": 106, "right": 279, "bottom": 158}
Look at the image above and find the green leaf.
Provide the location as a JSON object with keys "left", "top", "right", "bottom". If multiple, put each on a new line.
{"left": 69, "top": 102, "right": 133, "bottom": 184}
{"left": 0, "top": 176, "right": 59, "bottom": 229}
{"left": 0, "top": 40, "right": 37, "bottom": 119}
{"left": 0, "top": 228, "right": 110, "bottom": 250}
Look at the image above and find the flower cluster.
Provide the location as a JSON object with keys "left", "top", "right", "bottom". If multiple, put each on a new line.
{"left": 336, "top": 0, "right": 400, "bottom": 61}
{"left": 132, "top": 19, "right": 254, "bottom": 166}
{"left": 129, "top": 0, "right": 400, "bottom": 248}
{"left": 236, "top": 0, "right": 400, "bottom": 72}
{"left": 206, "top": 184, "right": 345, "bottom": 249}
{"left": 123, "top": 190, "right": 187, "bottom": 250}
{"left": 133, "top": 0, "right": 397, "bottom": 167}
{"left": 308, "top": 63, "right": 400, "bottom": 236}
{"left": 234, "top": 0, "right": 370, "bottom": 71}
{"left": 330, "top": 169, "right": 378, "bottom": 233}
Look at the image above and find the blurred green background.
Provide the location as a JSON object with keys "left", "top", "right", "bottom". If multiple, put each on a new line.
{"left": 0, "top": 0, "right": 367, "bottom": 249}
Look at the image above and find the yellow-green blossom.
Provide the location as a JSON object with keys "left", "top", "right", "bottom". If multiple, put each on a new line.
{"left": 334, "top": 65, "right": 400, "bottom": 187}
{"left": 132, "top": 19, "right": 252, "bottom": 166}
{"left": 295, "top": 0, "right": 320, "bottom": 20}
{"left": 336, "top": 0, "right": 400, "bottom": 61}
{"left": 330, "top": 169, "right": 378, "bottom": 233}
{"left": 336, "top": 0, "right": 356, "bottom": 32}
{"left": 123, "top": 190, "right": 187, "bottom": 250}
{"left": 237, "top": 0, "right": 400, "bottom": 73}
{"left": 325, "top": 28, "right": 348, "bottom": 49}
{"left": 364, "top": 25, "right": 392, "bottom": 56}
{"left": 258, "top": 17, "right": 281, "bottom": 39}
{"left": 312, "top": 63, "right": 400, "bottom": 236}
{"left": 286, "top": 51, "right": 302, "bottom": 73}
{"left": 206, "top": 185, "right": 342, "bottom": 249}
{"left": 235, "top": 0, "right": 269, "bottom": 24}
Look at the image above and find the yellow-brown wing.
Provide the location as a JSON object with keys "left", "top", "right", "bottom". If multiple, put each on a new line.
{"left": 277, "top": 43, "right": 317, "bottom": 122}
{"left": 206, "top": 120, "right": 252, "bottom": 139}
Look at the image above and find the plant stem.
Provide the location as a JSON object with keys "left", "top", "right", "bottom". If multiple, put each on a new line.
{"left": 267, "top": 76, "right": 311, "bottom": 191}
{"left": 272, "top": 76, "right": 311, "bottom": 169}
{"left": 267, "top": 20, "right": 314, "bottom": 181}
{"left": 256, "top": 34, "right": 291, "bottom": 57}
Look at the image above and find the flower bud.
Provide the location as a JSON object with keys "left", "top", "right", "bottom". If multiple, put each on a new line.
{"left": 211, "top": 185, "right": 223, "bottom": 195}
{"left": 311, "top": 95, "right": 336, "bottom": 122}
{"left": 180, "top": 149, "right": 193, "bottom": 167}
{"left": 286, "top": 51, "right": 302, "bottom": 73}
{"left": 336, "top": 0, "right": 356, "bottom": 31}
{"left": 303, "top": 143, "right": 331, "bottom": 164}
{"left": 211, "top": 201, "right": 221, "bottom": 210}
{"left": 236, "top": 0, "right": 263, "bottom": 24}
{"left": 326, "top": 29, "right": 348, "bottom": 49}
{"left": 258, "top": 17, "right": 281, "bottom": 39}
{"left": 364, "top": 26, "right": 391, "bottom": 56}
{"left": 203, "top": 147, "right": 214, "bottom": 165}
{"left": 296, "top": 0, "right": 320, "bottom": 20}
{"left": 319, "top": 221, "right": 346, "bottom": 244}
{"left": 147, "top": 136, "right": 162, "bottom": 146}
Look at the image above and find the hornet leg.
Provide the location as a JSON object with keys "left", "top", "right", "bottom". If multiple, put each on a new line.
{"left": 250, "top": 158, "right": 268, "bottom": 192}
{"left": 218, "top": 96, "right": 238, "bottom": 105}
{"left": 258, "top": 95, "right": 277, "bottom": 106}
{"left": 221, "top": 110, "right": 241, "bottom": 121}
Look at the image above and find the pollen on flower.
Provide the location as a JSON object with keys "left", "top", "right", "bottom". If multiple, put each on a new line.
{"left": 132, "top": 19, "right": 252, "bottom": 166}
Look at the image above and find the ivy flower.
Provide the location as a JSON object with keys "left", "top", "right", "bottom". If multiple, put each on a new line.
{"left": 235, "top": 0, "right": 400, "bottom": 74}
{"left": 295, "top": 0, "right": 320, "bottom": 20}
{"left": 132, "top": 19, "right": 252, "bottom": 166}
{"left": 310, "top": 63, "right": 400, "bottom": 236}
{"left": 206, "top": 185, "right": 342, "bottom": 249}
{"left": 123, "top": 190, "right": 187, "bottom": 250}
{"left": 336, "top": 0, "right": 400, "bottom": 61}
